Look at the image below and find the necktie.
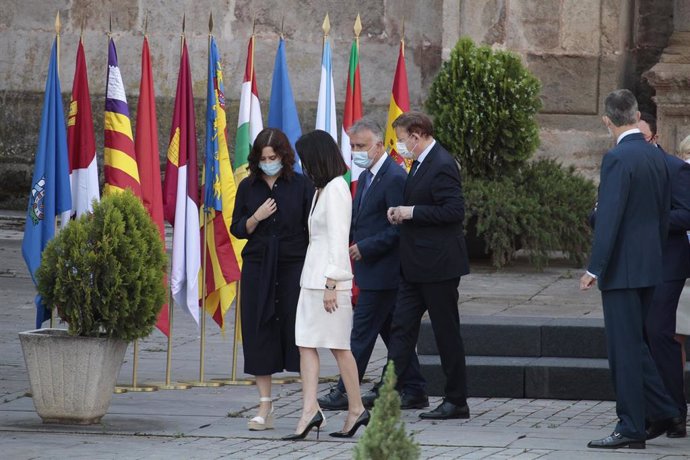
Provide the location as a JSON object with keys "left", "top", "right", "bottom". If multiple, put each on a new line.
{"left": 359, "top": 170, "right": 372, "bottom": 208}
{"left": 410, "top": 160, "right": 420, "bottom": 176}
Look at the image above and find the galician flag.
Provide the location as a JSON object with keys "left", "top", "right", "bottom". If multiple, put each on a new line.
{"left": 268, "top": 37, "right": 302, "bottom": 173}
{"left": 135, "top": 36, "right": 169, "bottom": 336}
{"left": 385, "top": 40, "right": 410, "bottom": 168}
{"left": 67, "top": 38, "right": 99, "bottom": 217}
{"left": 162, "top": 38, "right": 201, "bottom": 324}
{"left": 22, "top": 38, "right": 72, "bottom": 328}
{"left": 315, "top": 16, "right": 340, "bottom": 170}
{"left": 202, "top": 35, "right": 242, "bottom": 329}
{"left": 104, "top": 37, "right": 141, "bottom": 195}
{"left": 234, "top": 35, "right": 263, "bottom": 185}
{"left": 342, "top": 28, "right": 363, "bottom": 194}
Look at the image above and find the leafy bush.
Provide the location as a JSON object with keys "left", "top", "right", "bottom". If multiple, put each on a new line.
{"left": 354, "top": 361, "right": 419, "bottom": 460}
{"left": 427, "top": 37, "right": 542, "bottom": 180}
{"left": 36, "top": 190, "right": 166, "bottom": 341}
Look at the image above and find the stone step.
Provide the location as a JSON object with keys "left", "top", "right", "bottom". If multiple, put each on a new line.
{"left": 419, "top": 355, "right": 690, "bottom": 401}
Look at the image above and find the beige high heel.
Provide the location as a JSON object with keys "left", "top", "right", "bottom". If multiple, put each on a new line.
{"left": 248, "top": 396, "right": 274, "bottom": 431}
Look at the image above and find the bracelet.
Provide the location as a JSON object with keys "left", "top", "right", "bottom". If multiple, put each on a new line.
{"left": 325, "top": 284, "right": 336, "bottom": 291}
{"left": 251, "top": 214, "right": 260, "bottom": 224}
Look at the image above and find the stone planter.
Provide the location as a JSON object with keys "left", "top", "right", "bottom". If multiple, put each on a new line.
{"left": 18, "top": 328, "right": 128, "bottom": 424}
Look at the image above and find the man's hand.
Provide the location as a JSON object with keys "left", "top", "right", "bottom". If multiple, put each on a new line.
{"left": 387, "top": 206, "right": 414, "bottom": 225}
{"left": 349, "top": 244, "right": 362, "bottom": 261}
{"left": 580, "top": 272, "right": 596, "bottom": 290}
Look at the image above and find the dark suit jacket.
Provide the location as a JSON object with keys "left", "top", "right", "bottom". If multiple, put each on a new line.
{"left": 399, "top": 141, "right": 470, "bottom": 283}
{"left": 660, "top": 149, "right": 690, "bottom": 281}
{"left": 587, "top": 132, "right": 671, "bottom": 290}
{"left": 351, "top": 155, "right": 407, "bottom": 290}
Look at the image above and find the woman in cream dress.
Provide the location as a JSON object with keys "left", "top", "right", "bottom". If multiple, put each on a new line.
{"left": 282, "top": 130, "right": 369, "bottom": 441}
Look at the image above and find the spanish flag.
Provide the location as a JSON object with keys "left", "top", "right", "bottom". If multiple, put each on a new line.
{"left": 202, "top": 36, "right": 242, "bottom": 329}
{"left": 162, "top": 38, "right": 201, "bottom": 324}
{"left": 104, "top": 37, "right": 140, "bottom": 195}
{"left": 385, "top": 40, "right": 410, "bottom": 167}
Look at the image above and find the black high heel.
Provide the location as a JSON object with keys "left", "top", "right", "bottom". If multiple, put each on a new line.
{"left": 329, "top": 409, "right": 370, "bottom": 438}
{"left": 282, "top": 410, "right": 325, "bottom": 441}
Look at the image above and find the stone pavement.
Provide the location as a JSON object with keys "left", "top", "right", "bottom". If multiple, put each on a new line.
{"left": 1, "top": 221, "right": 689, "bottom": 459}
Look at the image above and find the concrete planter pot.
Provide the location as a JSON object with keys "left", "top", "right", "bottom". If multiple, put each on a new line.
{"left": 18, "top": 328, "right": 128, "bottom": 424}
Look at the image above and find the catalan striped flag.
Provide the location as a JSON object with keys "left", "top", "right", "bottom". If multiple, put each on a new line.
{"left": 342, "top": 33, "right": 363, "bottom": 194}
{"left": 135, "top": 36, "right": 169, "bottom": 336}
{"left": 104, "top": 37, "right": 141, "bottom": 196}
{"left": 385, "top": 40, "right": 410, "bottom": 168}
{"left": 67, "top": 38, "right": 99, "bottom": 217}
{"left": 162, "top": 38, "right": 201, "bottom": 324}
{"left": 234, "top": 35, "right": 263, "bottom": 185}
{"left": 202, "top": 36, "right": 242, "bottom": 329}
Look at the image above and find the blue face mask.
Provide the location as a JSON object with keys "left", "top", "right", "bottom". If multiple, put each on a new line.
{"left": 352, "top": 151, "right": 373, "bottom": 169}
{"left": 259, "top": 160, "right": 283, "bottom": 177}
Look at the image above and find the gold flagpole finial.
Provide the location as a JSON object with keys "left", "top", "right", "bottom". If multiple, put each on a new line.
{"left": 144, "top": 11, "right": 149, "bottom": 36}
{"left": 354, "top": 14, "right": 362, "bottom": 38}
{"left": 80, "top": 16, "right": 85, "bottom": 41}
{"left": 280, "top": 15, "right": 285, "bottom": 39}
{"left": 108, "top": 14, "right": 112, "bottom": 37}
{"left": 209, "top": 12, "right": 213, "bottom": 35}
{"left": 401, "top": 17, "right": 405, "bottom": 42}
{"left": 322, "top": 13, "right": 330, "bottom": 37}
{"left": 182, "top": 13, "right": 186, "bottom": 34}
{"left": 55, "top": 11, "right": 61, "bottom": 35}
{"left": 252, "top": 15, "right": 256, "bottom": 35}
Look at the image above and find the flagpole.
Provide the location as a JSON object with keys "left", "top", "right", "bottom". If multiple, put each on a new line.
{"left": 214, "top": 280, "right": 254, "bottom": 385}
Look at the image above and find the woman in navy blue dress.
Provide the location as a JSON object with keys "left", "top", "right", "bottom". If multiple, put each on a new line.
{"left": 231, "top": 128, "right": 314, "bottom": 431}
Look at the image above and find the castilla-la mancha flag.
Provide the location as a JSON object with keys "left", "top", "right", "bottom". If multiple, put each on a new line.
{"left": 202, "top": 35, "right": 242, "bottom": 329}
{"left": 67, "top": 38, "right": 99, "bottom": 217}
{"left": 136, "top": 36, "right": 169, "bottom": 336}
{"left": 385, "top": 40, "right": 410, "bottom": 168}
{"left": 162, "top": 38, "right": 201, "bottom": 324}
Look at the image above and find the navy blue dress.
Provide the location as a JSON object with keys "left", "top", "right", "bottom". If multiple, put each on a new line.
{"left": 230, "top": 172, "right": 314, "bottom": 375}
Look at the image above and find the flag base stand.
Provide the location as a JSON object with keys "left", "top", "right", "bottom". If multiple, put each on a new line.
{"left": 113, "top": 387, "right": 128, "bottom": 394}
{"left": 115, "top": 384, "right": 157, "bottom": 392}
{"left": 149, "top": 382, "right": 192, "bottom": 390}
{"left": 319, "top": 376, "right": 339, "bottom": 383}
{"left": 183, "top": 380, "right": 224, "bottom": 388}
{"left": 212, "top": 378, "right": 254, "bottom": 386}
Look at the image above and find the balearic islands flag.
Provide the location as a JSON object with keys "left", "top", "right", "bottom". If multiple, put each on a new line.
{"left": 135, "top": 36, "right": 169, "bottom": 336}
{"left": 342, "top": 34, "right": 363, "bottom": 193}
{"left": 22, "top": 39, "right": 72, "bottom": 328}
{"left": 104, "top": 37, "right": 141, "bottom": 195}
{"left": 67, "top": 38, "right": 99, "bottom": 217}
{"left": 162, "top": 38, "right": 201, "bottom": 324}
{"left": 268, "top": 37, "right": 302, "bottom": 173}
{"left": 234, "top": 35, "right": 263, "bottom": 185}
{"left": 315, "top": 25, "right": 339, "bottom": 163}
{"left": 202, "top": 36, "right": 242, "bottom": 329}
{"left": 384, "top": 40, "right": 410, "bottom": 168}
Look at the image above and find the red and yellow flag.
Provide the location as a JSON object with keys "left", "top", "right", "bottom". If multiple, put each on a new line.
{"left": 385, "top": 40, "right": 410, "bottom": 168}
{"left": 136, "top": 36, "right": 169, "bottom": 336}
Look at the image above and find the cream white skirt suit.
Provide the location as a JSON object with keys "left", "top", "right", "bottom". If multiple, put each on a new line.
{"left": 295, "top": 176, "right": 354, "bottom": 349}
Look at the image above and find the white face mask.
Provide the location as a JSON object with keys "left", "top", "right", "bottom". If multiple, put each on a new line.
{"left": 352, "top": 151, "right": 373, "bottom": 168}
{"left": 396, "top": 141, "right": 414, "bottom": 159}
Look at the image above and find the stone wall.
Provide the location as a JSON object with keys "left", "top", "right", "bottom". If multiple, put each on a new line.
{"left": 0, "top": 0, "right": 676, "bottom": 208}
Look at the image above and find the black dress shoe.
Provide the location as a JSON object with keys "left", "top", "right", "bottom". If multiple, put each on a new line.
{"left": 419, "top": 400, "right": 469, "bottom": 420}
{"left": 667, "top": 415, "right": 687, "bottom": 438}
{"left": 400, "top": 392, "right": 429, "bottom": 410}
{"left": 361, "top": 390, "right": 378, "bottom": 409}
{"left": 646, "top": 417, "right": 676, "bottom": 440}
{"left": 587, "top": 432, "right": 645, "bottom": 449}
{"left": 317, "top": 388, "right": 348, "bottom": 411}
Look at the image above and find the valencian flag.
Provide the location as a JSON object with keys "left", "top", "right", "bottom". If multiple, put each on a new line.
{"left": 315, "top": 16, "right": 339, "bottom": 154}
{"left": 268, "top": 37, "right": 302, "bottom": 173}
{"left": 202, "top": 36, "right": 242, "bottom": 329}
{"left": 104, "top": 37, "right": 141, "bottom": 196}
{"left": 22, "top": 39, "right": 72, "bottom": 328}
{"left": 234, "top": 35, "right": 263, "bottom": 185}
{"left": 67, "top": 38, "right": 99, "bottom": 217}
{"left": 162, "top": 38, "right": 201, "bottom": 324}
{"left": 135, "top": 36, "right": 169, "bottom": 336}
{"left": 342, "top": 30, "right": 363, "bottom": 193}
{"left": 385, "top": 40, "right": 410, "bottom": 167}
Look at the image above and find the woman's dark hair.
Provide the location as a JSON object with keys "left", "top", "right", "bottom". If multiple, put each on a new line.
{"left": 295, "top": 130, "right": 348, "bottom": 188}
{"left": 247, "top": 128, "right": 296, "bottom": 179}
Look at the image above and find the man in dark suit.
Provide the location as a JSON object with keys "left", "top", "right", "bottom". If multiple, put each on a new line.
{"left": 638, "top": 112, "right": 690, "bottom": 438}
{"left": 581, "top": 90, "right": 680, "bottom": 449}
{"left": 318, "top": 118, "right": 428, "bottom": 411}
{"left": 387, "top": 111, "right": 471, "bottom": 420}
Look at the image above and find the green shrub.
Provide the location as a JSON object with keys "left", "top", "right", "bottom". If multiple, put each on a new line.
{"left": 36, "top": 190, "right": 166, "bottom": 341}
{"left": 427, "top": 37, "right": 542, "bottom": 180}
{"left": 354, "top": 361, "right": 419, "bottom": 460}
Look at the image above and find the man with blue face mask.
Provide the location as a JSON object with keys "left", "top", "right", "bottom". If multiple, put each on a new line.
{"left": 318, "top": 118, "right": 428, "bottom": 411}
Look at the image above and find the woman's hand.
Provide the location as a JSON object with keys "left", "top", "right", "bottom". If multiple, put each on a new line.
{"left": 323, "top": 288, "right": 338, "bottom": 313}
{"left": 253, "top": 198, "right": 277, "bottom": 222}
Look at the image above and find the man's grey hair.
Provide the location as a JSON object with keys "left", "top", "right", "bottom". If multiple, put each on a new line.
{"left": 348, "top": 117, "right": 384, "bottom": 142}
{"left": 604, "top": 89, "right": 639, "bottom": 127}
